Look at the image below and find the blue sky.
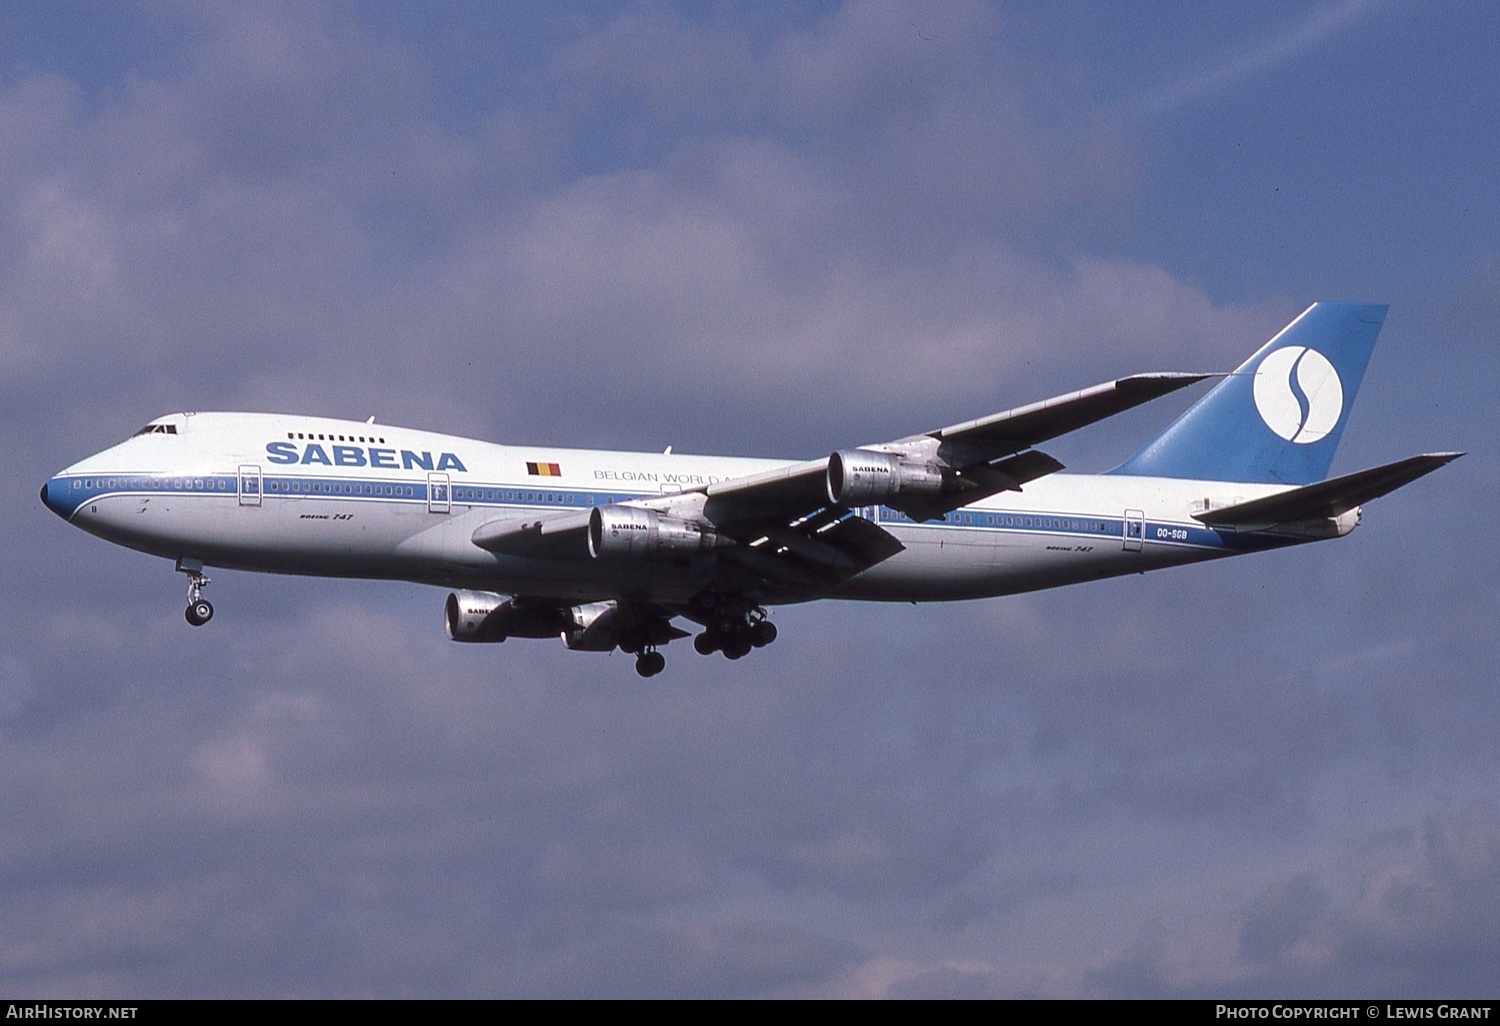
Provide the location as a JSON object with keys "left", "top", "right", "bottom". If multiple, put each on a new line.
{"left": 2, "top": 0, "right": 1497, "bottom": 998}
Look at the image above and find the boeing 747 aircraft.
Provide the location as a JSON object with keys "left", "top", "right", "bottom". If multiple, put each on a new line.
{"left": 41, "top": 303, "right": 1459, "bottom": 676}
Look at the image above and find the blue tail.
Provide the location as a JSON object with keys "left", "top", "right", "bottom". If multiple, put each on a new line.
{"left": 1111, "top": 302, "right": 1387, "bottom": 485}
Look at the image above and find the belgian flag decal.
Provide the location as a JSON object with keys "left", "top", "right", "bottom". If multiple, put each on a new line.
{"left": 526, "top": 461, "right": 562, "bottom": 477}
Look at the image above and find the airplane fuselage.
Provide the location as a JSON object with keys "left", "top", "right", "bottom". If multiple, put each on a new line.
{"left": 41, "top": 411, "right": 1320, "bottom": 607}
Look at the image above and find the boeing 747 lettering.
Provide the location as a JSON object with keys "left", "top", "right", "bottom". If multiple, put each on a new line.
{"left": 41, "top": 303, "right": 1460, "bottom": 676}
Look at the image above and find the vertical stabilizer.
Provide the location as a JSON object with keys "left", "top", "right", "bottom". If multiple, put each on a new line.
{"left": 1111, "top": 302, "right": 1387, "bottom": 485}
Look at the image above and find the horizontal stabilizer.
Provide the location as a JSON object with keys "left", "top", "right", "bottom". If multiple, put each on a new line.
{"left": 1193, "top": 452, "right": 1463, "bottom": 529}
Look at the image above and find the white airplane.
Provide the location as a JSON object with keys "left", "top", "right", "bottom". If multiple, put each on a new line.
{"left": 42, "top": 302, "right": 1459, "bottom": 677}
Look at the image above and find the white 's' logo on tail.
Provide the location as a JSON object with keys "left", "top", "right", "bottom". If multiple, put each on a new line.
{"left": 1252, "top": 346, "right": 1343, "bottom": 444}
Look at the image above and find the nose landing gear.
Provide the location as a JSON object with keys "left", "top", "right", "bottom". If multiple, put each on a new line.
{"left": 177, "top": 558, "right": 213, "bottom": 627}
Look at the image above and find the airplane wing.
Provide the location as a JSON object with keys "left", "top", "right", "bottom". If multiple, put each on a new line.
{"left": 1193, "top": 452, "right": 1464, "bottom": 531}
{"left": 687, "top": 372, "right": 1212, "bottom": 588}
{"left": 702, "top": 372, "right": 1213, "bottom": 526}
{"left": 469, "top": 500, "right": 902, "bottom": 589}
{"left": 471, "top": 372, "right": 1212, "bottom": 591}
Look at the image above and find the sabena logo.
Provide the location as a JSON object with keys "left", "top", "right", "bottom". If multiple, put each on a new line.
{"left": 1252, "top": 346, "right": 1343, "bottom": 444}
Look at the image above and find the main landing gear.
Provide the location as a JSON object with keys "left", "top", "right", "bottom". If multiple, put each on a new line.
{"left": 177, "top": 558, "right": 213, "bottom": 627}
{"left": 692, "top": 608, "right": 776, "bottom": 660}
{"left": 614, "top": 620, "right": 675, "bottom": 678}
{"left": 634, "top": 649, "right": 667, "bottom": 678}
{"left": 619, "top": 602, "right": 777, "bottom": 676}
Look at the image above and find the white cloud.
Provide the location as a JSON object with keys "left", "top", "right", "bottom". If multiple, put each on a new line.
{"left": 1122, "top": 0, "right": 1389, "bottom": 120}
{"left": 3, "top": 0, "right": 1490, "bottom": 999}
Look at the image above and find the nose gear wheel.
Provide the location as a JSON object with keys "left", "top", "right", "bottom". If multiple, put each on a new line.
{"left": 178, "top": 560, "right": 213, "bottom": 627}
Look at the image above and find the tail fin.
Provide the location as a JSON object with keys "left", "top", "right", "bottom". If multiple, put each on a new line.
{"left": 1111, "top": 302, "right": 1387, "bottom": 485}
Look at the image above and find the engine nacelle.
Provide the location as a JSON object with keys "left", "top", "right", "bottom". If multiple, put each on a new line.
{"left": 444, "top": 591, "right": 566, "bottom": 642}
{"left": 588, "top": 506, "right": 722, "bottom": 559}
{"left": 562, "top": 601, "right": 624, "bottom": 651}
{"left": 826, "top": 449, "right": 945, "bottom": 506}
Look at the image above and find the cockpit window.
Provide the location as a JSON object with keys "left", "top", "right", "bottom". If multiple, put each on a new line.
{"left": 132, "top": 423, "right": 178, "bottom": 436}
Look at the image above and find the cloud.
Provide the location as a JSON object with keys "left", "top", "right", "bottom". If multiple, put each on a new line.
{"left": 1083, "top": 806, "right": 1500, "bottom": 998}
{"left": 0, "top": 0, "right": 1247, "bottom": 467}
{"left": 1120, "top": 0, "right": 1389, "bottom": 120}
{"left": 2, "top": 0, "right": 1492, "bottom": 1000}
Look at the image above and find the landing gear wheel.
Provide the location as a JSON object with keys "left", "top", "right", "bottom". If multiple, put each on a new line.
{"left": 178, "top": 559, "right": 214, "bottom": 628}
{"left": 635, "top": 650, "right": 666, "bottom": 677}
{"left": 691, "top": 602, "right": 775, "bottom": 659}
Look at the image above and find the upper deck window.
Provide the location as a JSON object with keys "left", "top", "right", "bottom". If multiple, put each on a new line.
{"left": 132, "top": 423, "right": 178, "bottom": 436}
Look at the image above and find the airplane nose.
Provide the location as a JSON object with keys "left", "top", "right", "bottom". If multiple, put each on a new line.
{"left": 40, "top": 477, "right": 69, "bottom": 520}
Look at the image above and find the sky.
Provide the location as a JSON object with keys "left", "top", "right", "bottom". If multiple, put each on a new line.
{"left": 2, "top": 0, "right": 1497, "bottom": 999}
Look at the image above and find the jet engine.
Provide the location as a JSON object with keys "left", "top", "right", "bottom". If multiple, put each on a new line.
{"left": 561, "top": 601, "right": 624, "bottom": 651}
{"left": 444, "top": 591, "right": 567, "bottom": 642}
{"left": 826, "top": 449, "right": 945, "bottom": 506}
{"left": 587, "top": 506, "right": 723, "bottom": 559}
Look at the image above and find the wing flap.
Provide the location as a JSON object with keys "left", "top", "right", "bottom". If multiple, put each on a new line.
{"left": 1193, "top": 453, "right": 1464, "bottom": 529}
{"left": 726, "top": 512, "right": 906, "bottom": 588}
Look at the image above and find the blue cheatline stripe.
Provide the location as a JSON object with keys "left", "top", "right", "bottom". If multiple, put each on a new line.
{"left": 52, "top": 472, "right": 648, "bottom": 517}
{"left": 51, "top": 473, "right": 1260, "bottom": 554}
